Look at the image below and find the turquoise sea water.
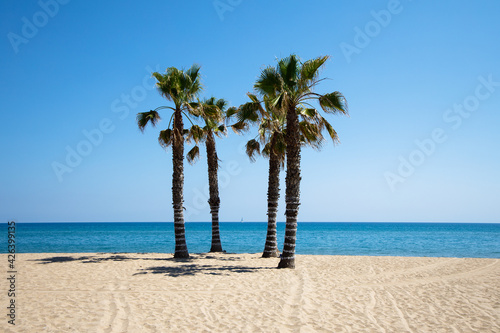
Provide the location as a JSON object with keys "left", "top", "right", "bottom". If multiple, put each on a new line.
{"left": 2, "top": 222, "right": 499, "bottom": 258}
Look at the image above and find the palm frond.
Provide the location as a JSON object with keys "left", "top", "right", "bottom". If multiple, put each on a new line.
{"left": 154, "top": 69, "right": 178, "bottom": 102}
{"left": 262, "top": 142, "right": 271, "bottom": 158}
{"left": 299, "top": 108, "right": 319, "bottom": 118}
{"left": 158, "top": 129, "right": 172, "bottom": 149}
{"left": 137, "top": 110, "right": 161, "bottom": 132}
{"left": 225, "top": 106, "right": 238, "bottom": 121}
{"left": 320, "top": 116, "right": 340, "bottom": 144}
{"left": 247, "top": 93, "right": 260, "bottom": 103}
{"left": 247, "top": 93, "right": 271, "bottom": 119}
{"left": 186, "top": 145, "right": 200, "bottom": 165}
{"left": 318, "top": 92, "right": 349, "bottom": 115}
{"left": 245, "top": 139, "right": 261, "bottom": 162}
{"left": 298, "top": 56, "right": 329, "bottom": 89}
{"left": 215, "top": 98, "right": 228, "bottom": 111}
{"left": 258, "top": 122, "right": 268, "bottom": 143}
{"left": 278, "top": 54, "right": 300, "bottom": 89}
{"left": 211, "top": 124, "right": 226, "bottom": 139}
{"left": 230, "top": 121, "right": 248, "bottom": 134}
{"left": 187, "top": 125, "right": 204, "bottom": 144}
{"left": 254, "top": 67, "right": 282, "bottom": 97}
{"left": 204, "top": 104, "right": 222, "bottom": 123}
{"left": 186, "top": 64, "right": 201, "bottom": 83}
{"left": 269, "top": 92, "right": 286, "bottom": 111}
{"left": 191, "top": 97, "right": 227, "bottom": 126}
{"left": 185, "top": 64, "right": 202, "bottom": 98}
{"left": 299, "top": 121, "right": 323, "bottom": 148}
{"left": 264, "top": 97, "right": 285, "bottom": 122}
{"left": 237, "top": 101, "right": 260, "bottom": 123}
{"left": 204, "top": 117, "right": 217, "bottom": 130}
{"left": 187, "top": 101, "right": 201, "bottom": 116}
{"left": 152, "top": 71, "right": 172, "bottom": 101}
{"left": 217, "top": 124, "right": 226, "bottom": 133}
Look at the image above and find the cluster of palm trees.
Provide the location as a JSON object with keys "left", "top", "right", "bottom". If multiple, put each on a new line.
{"left": 137, "top": 54, "right": 348, "bottom": 269}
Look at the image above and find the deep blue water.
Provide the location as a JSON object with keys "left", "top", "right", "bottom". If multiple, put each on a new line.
{"left": 2, "top": 222, "right": 499, "bottom": 258}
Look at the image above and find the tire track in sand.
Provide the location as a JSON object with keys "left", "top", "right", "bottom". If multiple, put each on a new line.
{"left": 99, "top": 282, "right": 131, "bottom": 333}
{"left": 281, "top": 269, "right": 305, "bottom": 332}
{"left": 365, "top": 289, "right": 387, "bottom": 333}
{"left": 386, "top": 290, "right": 414, "bottom": 333}
{"left": 100, "top": 291, "right": 117, "bottom": 333}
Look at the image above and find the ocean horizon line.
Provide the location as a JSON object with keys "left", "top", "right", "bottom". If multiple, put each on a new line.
{"left": 4, "top": 221, "right": 500, "bottom": 224}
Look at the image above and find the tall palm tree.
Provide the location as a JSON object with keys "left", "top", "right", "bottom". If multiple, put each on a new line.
{"left": 232, "top": 94, "right": 286, "bottom": 258}
{"left": 185, "top": 97, "right": 233, "bottom": 252}
{"left": 136, "top": 64, "right": 202, "bottom": 259}
{"left": 254, "top": 55, "right": 348, "bottom": 268}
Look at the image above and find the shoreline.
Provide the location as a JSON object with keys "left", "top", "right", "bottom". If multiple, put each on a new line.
{"left": 5, "top": 251, "right": 499, "bottom": 259}
{"left": 1, "top": 253, "right": 499, "bottom": 332}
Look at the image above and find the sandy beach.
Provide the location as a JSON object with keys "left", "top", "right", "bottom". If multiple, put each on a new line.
{"left": 1, "top": 253, "right": 499, "bottom": 332}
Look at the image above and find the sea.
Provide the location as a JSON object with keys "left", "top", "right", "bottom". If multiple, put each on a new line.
{"left": 2, "top": 222, "right": 500, "bottom": 258}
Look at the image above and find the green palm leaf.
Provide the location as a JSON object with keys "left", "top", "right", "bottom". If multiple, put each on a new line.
{"left": 298, "top": 56, "right": 329, "bottom": 89}
{"left": 186, "top": 64, "right": 201, "bottom": 85}
{"left": 278, "top": 54, "right": 300, "bottom": 89}
{"left": 318, "top": 92, "right": 348, "bottom": 115}
{"left": 299, "top": 108, "right": 318, "bottom": 118}
{"left": 320, "top": 116, "right": 339, "bottom": 144}
{"left": 137, "top": 110, "right": 161, "bottom": 132}
{"left": 255, "top": 67, "right": 282, "bottom": 97}
{"left": 237, "top": 102, "right": 260, "bottom": 123}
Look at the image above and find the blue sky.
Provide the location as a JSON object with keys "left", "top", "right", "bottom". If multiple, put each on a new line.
{"left": 1, "top": 0, "right": 499, "bottom": 223}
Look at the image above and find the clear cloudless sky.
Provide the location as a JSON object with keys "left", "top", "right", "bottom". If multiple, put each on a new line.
{"left": 1, "top": 0, "right": 499, "bottom": 223}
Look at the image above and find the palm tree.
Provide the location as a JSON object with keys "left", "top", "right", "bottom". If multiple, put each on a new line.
{"left": 136, "top": 64, "right": 202, "bottom": 259}
{"left": 235, "top": 93, "right": 340, "bottom": 259}
{"left": 254, "top": 55, "right": 348, "bottom": 268}
{"left": 232, "top": 94, "right": 286, "bottom": 258}
{"left": 185, "top": 97, "right": 233, "bottom": 252}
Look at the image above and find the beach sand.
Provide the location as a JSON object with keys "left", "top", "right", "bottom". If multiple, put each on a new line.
{"left": 1, "top": 253, "right": 499, "bottom": 332}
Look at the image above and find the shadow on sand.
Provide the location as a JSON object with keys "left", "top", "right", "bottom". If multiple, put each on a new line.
{"left": 30, "top": 253, "right": 273, "bottom": 277}
{"left": 30, "top": 254, "right": 186, "bottom": 264}
{"left": 133, "top": 264, "right": 270, "bottom": 277}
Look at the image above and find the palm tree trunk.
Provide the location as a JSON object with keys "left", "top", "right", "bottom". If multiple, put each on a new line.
{"left": 172, "top": 108, "right": 189, "bottom": 258}
{"left": 263, "top": 133, "right": 280, "bottom": 258}
{"left": 278, "top": 106, "right": 300, "bottom": 269}
{"left": 206, "top": 132, "right": 223, "bottom": 252}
